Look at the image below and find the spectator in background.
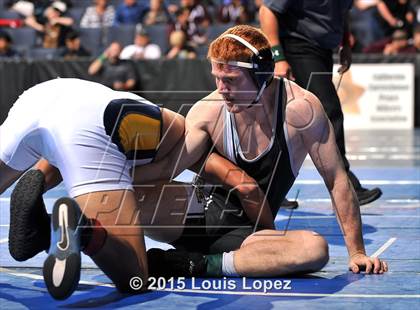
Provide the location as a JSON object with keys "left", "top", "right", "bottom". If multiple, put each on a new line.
{"left": 171, "top": 7, "right": 206, "bottom": 46}
{"left": 8, "top": 0, "right": 71, "bottom": 18}
{"left": 253, "top": 0, "right": 262, "bottom": 22}
{"left": 120, "top": 26, "right": 161, "bottom": 60}
{"left": 143, "top": 0, "right": 170, "bottom": 25}
{"left": 80, "top": 0, "right": 115, "bottom": 28}
{"left": 350, "top": 0, "right": 383, "bottom": 48}
{"left": 376, "top": 0, "right": 415, "bottom": 37}
{"left": 25, "top": 2, "right": 74, "bottom": 48}
{"left": 364, "top": 28, "right": 417, "bottom": 54}
{"left": 0, "top": 30, "right": 21, "bottom": 59}
{"left": 166, "top": 30, "right": 196, "bottom": 59}
{"left": 414, "top": 0, "right": 420, "bottom": 24}
{"left": 114, "top": 0, "right": 149, "bottom": 25}
{"left": 181, "top": 0, "right": 211, "bottom": 26}
{"left": 88, "top": 41, "right": 137, "bottom": 90}
{"left": 355, "top": 0, "right": 379, "bottom": 10}
{"left": 7, "top": 0, "right": 41, "bottom": 17}
{"left": 413, "top": 24, "right": 420, "bottom": 51}
{"left": 172, "top": 7, "right": 190, "bottom": 35}
{"left": 58, "top": 30, "right": 91, "bottom": 59}
{"left": 218, "top": 0, "right": 250, "bottom": 24}
{"left": 383, "top": 29, "right": 416, "bottom": 54}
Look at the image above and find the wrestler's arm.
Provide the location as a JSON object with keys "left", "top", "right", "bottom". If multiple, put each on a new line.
{"left": 133, "top": 101, "right": 212, "bottom": 184}
{"left": 195, "top": 152, "right": 275, "bottom": 229}
{"left": 288, "top": 93, "right": 387, "bottom": 274}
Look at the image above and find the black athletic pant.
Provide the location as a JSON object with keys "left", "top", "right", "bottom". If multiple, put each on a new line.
{"left": 282, "top": 37, "right": 350, "bottom": 171}
{"left": 170, "top": 192, "right": 259, "bottom": 254}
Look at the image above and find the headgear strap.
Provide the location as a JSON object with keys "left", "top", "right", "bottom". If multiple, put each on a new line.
{"left": 218, "top": 33, "right": 274, "bottom": 105}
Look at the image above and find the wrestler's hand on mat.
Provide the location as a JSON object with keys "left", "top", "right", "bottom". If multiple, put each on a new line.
{"left": 338, "top": 44, "right": 352, "bottom": 74}
{"left": 348, "top": 252, "right": 388, "bottom": 274}
{"left": 274, "top": 61, "right": 295, "bottom": 81}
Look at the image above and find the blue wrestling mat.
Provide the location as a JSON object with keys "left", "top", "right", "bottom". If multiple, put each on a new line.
{"left": 1, "top": 130, "right": 419, "bottom": 309}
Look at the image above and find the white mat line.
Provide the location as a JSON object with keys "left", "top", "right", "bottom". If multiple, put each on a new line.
{"left": 371, "top": 238, "right": 397, "bottom": 258}
{"left": 1, "top": 267, "right": 419, "bottom": 299}
{"left": 293, "top": 198, "right": 420, "bottom": 203}
{"left": 275, "top": 215, "right": 420, "bottom": 220}
{"left": 386, "top": 199, "right": 420, "bottom": 203}
{"left": 159, "top": 288, "right": 420, "bottom": 299}
{"left": 295, "top": 180, "right": 420, "bottom": 185}
{"left": 0, "top": 267, "right": 114, "bottom": 288}
{"left": 304, "top": 156, "right": 420, "bottom": 161}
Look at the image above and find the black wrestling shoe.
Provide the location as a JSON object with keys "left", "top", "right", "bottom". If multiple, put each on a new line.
{"left": 43, "top": 197, "right": 84, "bottom": 300}
{"left": 355, "top": 187, "right": 383, "bottom": 206}
{"left": 9, "top": 169, "right": 50, "bottom": 261}
{"left": 147, "top": 248, "right": 207, "bottom": 278}
{"left": 348, "top": 170, "right": 382, "bottom": 205}
{"left": 280, "top": 198, "right": 299, "bottom": 209}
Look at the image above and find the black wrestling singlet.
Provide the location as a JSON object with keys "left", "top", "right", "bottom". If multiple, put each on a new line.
{"left": 213, "top": 78, "right": 297, "bottom": 221}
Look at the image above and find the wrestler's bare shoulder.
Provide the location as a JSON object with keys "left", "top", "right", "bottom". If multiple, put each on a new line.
{"left": 284, "top": 79, "right": 326, "bottom": 131}
{"left": 187, "top": 90, "right": 224, "bottom": 122}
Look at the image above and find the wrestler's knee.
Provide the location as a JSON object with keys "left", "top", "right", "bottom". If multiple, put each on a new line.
{"left": 300, "top": 231, "right": 329, "bottom": 272}
{"left": 240, "top": 229, "right": 277, "bottom": 248}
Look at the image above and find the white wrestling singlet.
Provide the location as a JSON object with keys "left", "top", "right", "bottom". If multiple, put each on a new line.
{"left": 0, "top": 78, "right": 159, "bottom": 197}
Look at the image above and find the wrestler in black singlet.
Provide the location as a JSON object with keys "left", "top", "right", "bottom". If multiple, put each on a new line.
{"left": 172, "top": 78, "right": 298, "bottom": 254}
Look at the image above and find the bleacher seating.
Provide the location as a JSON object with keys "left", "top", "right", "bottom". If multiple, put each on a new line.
{"left": 144, "top": 24, "right": 169, "bottom": 54}
{"left": 4, "top": 27, "right": 37, "bottom": 48}
{"left": 0, "top": 10, "right": 21, "bottom": 19}
{"left": 28, "top": 47, "right": 58, "bottom": 60}
{"left": 71, "top": 0, "right": 92, "bottom": 8}
{"left": 196, "top": 45, "right": 208, "bottom": 58}
{"left": 78, "top": 27, "right": 105, "bottom": 56}
{"left": 67, "top": 7, "right": 85, "bottom": 25}
{"left": 106, "top": 24, "right": 136, "bottom": 47}
{"left": 72, "top": 0, "right": 120, "bottom": 9}
{"left": 206, "top": 23, "right": 234, "bottom": 40}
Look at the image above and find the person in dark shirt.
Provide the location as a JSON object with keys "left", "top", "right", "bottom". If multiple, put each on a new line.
{"left": 58, "top": 30, "right": 91, "bottom": 59}
{"left": 0, "top": 31, "right": 21, "bottom": 59}
{"left": 88, "top": 41, "right": 137, "bottom": 91}
{"left": 171, "top": 6, "right": 207, "bottom": 46}
{"left": 376, "top": 0, "right": 415, "bottom": 37}
{"left": 114, "top": 0, "right": 149, "bottom": 25}
{"left": 218, "top": 0, "right": 250, "bottom": 24}
{"left": 260, "top": 0, "right": 383, "bottom": 206}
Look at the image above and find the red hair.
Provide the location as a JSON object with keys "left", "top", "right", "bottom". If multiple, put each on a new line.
{"left": 207, "top": 25, "right": 270, "bottom": 63}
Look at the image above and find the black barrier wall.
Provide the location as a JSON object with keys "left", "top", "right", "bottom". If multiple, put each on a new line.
{"left": 0, "top": 56, "right": 419, "bottom": 126}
